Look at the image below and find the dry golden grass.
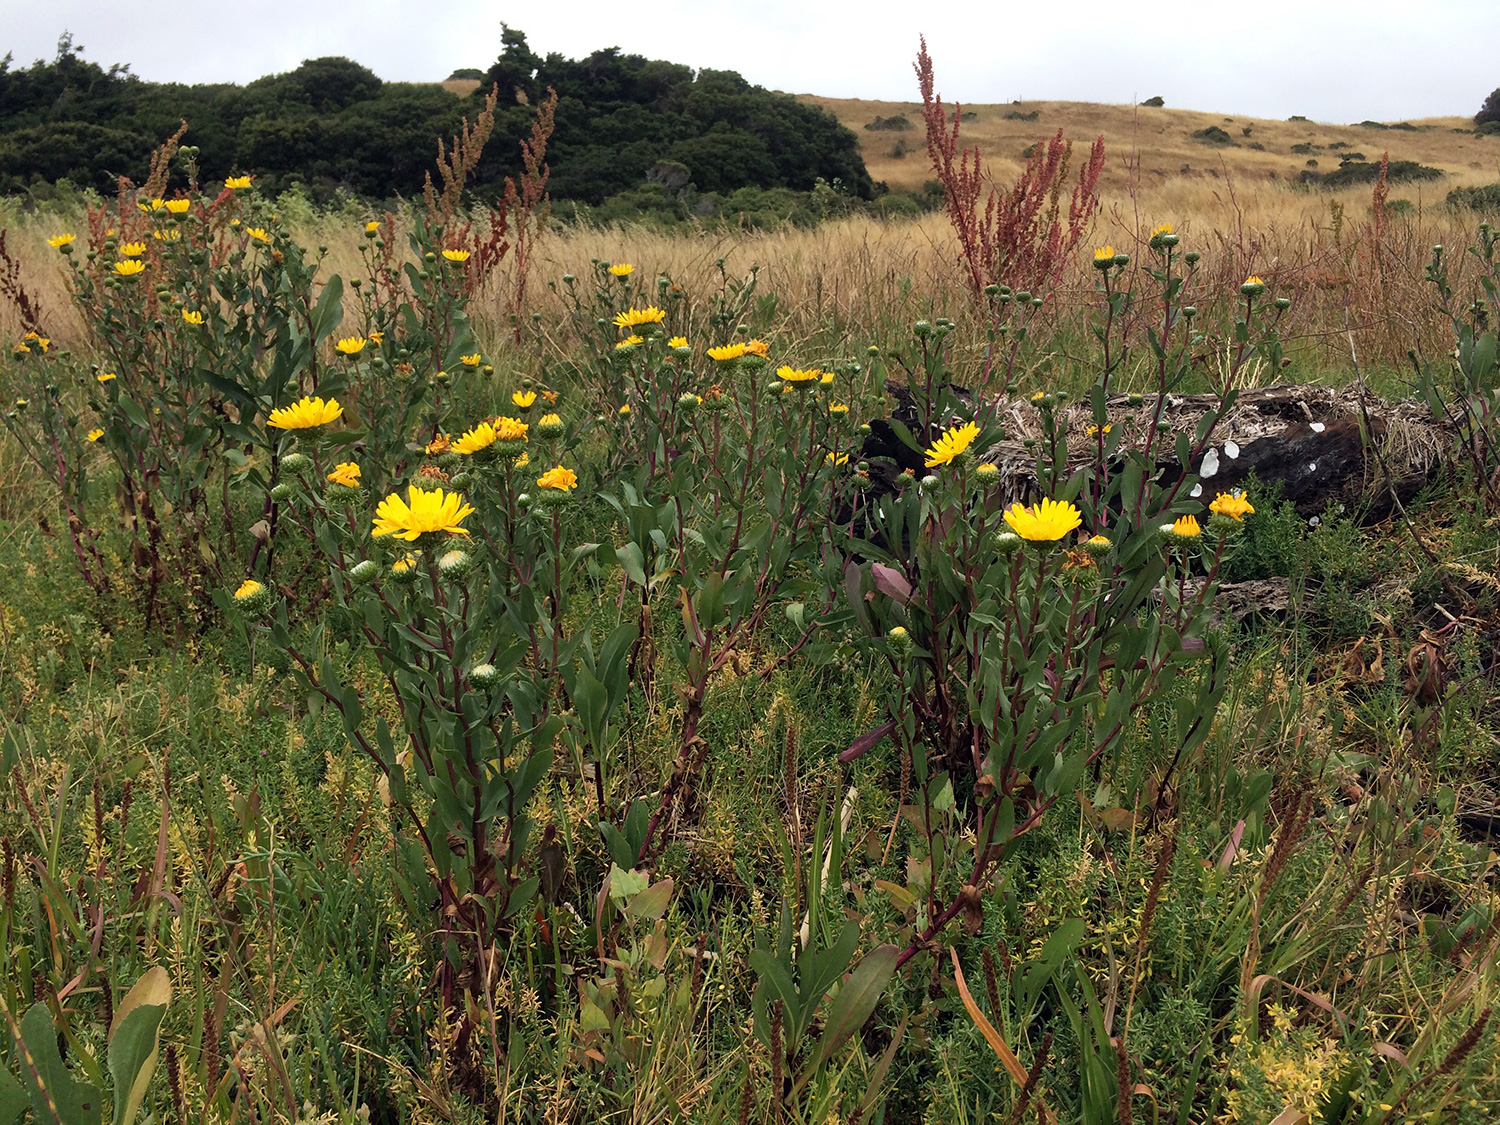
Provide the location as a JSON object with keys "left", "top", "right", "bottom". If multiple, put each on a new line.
{"left": 5, "top": 91, "right": 1498, "bottom": 381}
{"left": 801, "top": 95, "right": 1500, "bottom": 199}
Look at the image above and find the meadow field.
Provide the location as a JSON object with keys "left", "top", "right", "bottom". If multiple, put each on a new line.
{"left": 0, "top": 103, "right": 1497, "bottom": 1125}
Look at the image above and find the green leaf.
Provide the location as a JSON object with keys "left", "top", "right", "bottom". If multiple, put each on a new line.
{"left": 16, "top": 1002, "right": 103, "bottom": 1125}
{"left": 308, "top": 275, "right": 345, "bottom": 345}
{"left": 0, "top": 1065, "right": 28, "bottom": 1125}
{"left": 799, "top": 944, "right": 899, "bottom": 1087}
{"left": 108, "top": 967, "right": 170, "bottom": 1125}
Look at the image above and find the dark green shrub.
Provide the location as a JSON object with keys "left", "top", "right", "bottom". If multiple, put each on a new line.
{"left": 1477, "top": 87, "right": 1500, "bottom": 127}
{"left": 1321, "top": 160, "right": 1442, "bottom": 188}
{"left": 1447, "top": 183, "right": 1500, "bottom": 213}
{"left": 1141, "top": 95, "right": 1164, "bottom": 107}
{"left": 1192, "top": 125, "right": 1234, "bottom": 146}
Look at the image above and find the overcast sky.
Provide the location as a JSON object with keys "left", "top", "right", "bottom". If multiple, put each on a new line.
{"left": 1, "top": 0, "right": 1493, "bottom": 124}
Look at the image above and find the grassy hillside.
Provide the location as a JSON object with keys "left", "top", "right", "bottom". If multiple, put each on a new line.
{"left": 798, "top": 95, "right": 1500, "bottom": 195}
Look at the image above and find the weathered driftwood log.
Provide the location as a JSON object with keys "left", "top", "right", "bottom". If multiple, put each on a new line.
{"left": 984, "top": 383, "right": 1446, "bottom": 521}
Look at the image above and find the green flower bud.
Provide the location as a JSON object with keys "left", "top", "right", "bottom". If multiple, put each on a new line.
{"left": 350, "top": 559, "right": 380, "bottom": 585}
{"left": 269, "top": 483, "right": 292, "bottom": 502}
{"left": 280, "top": 452, "right": 310, "bottom": 472}
{"left": 469, "top": 663, "right": 502, "bottom": 689}
{"left": 437, "top": 548, "right": 473, "bottom": 580}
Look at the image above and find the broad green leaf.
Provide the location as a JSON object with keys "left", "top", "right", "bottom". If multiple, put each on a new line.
{"left": 108, "top": 966, "right": 170, "bottom": 1125}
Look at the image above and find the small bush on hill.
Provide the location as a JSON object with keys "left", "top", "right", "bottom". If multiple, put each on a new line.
{"left": 1193, "top": 125, "right": 1235, "bottom": 146}
{"left": 1320, "top": 160, "right": 1442, "bottom": 188}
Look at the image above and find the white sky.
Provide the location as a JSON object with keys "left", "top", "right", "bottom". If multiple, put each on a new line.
{"left": 1, "top": 0, "right": 1494, "bottom": 124}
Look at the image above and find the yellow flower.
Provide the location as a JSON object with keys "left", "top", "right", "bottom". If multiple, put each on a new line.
{"left": 119, "top": 242, "right": 146, "bottom": 257}
{"left": 334, "top": 336, "right": 366, "bottom": 355}
{"left": 1031, "top": 391, "right": 1045, "bottom": 402}
{"left": 246, "top": 228, "right": 270, "bottom": 243}
{"left": 425, "top": 433, "right": 451, "bottom": 455}
{"left": 234, "top": 579, "right": 263, "bottom": 600}
{"left": 365, "top": 220, "right": 381, "bottom": 233}
{"left": 97, "top": 372, "right": 116, "bottom": 383}
{"left": 327, "top": 462, "right": 361, "bottom": 487}
{"left": 513, "top": 451, "right": 530, "bottom": 468}
{"left": 23, "top": 333, "right": 48, "bottom": 352}
{"left": 1152, "top": 222, "right": 1174, "bottom": 236}
{"left": 451, "top": 421, "right": 499, "bottom": 454}
{"left": 975, "top": 462, "right": 999, "bottom": 477}
{"left": 368, "top": 331, "right": 384, "bottom": 344}
{"left": 1003, "top": 498, "right": 1083, "bottom": 541}
{"left": 142, "top": 199, "right": 165, "bottom": 212}
{"left": 181, "top": 309, "right": 204, "bottom": 325}
{"left": 613, "top": 307, "right": 667, "bottom": 329}
{"left": 47, "top": 233, "right": 76, "bottom": 249}
{"left": 535, "top": 465, "right": 578, "bottom": 491}
{"left": 539, "top": 412, "right": 561, "bottom": 426}
{"left": 1169, "top": 514, "right": 1202, "bottom": 538}
{"left": 11, "top": 344, "right": 28, "bottom": 356}
{"left": 708, "top": 342, "right": 747, "bottom": 362}
{"left": 512, "top": 390, "right": 537, "bottom": 408}
{"left": 777, "top": 365, "right": 821, "bottom": 383}
{"left": 441, "top": 249, "right": 470, "bottom": 262}
{"left": 1209, "top": 491, "right": 1255, "bottom": 521}
{"left": 744, "top": 339, "right": 769, "bottom": 357}
{"left": 114, "top": 260, "right": 146, "bottom": 276}
{"left": 820, "top": 371, "right": 835, "bottom": 385}
{"left": 494, "top": 416, "right": 528, "bottom": 441}
{"left": 924, "top": 421, "right": 981, "bottom": 468}
{"left": 618, "top": 404, "right": 631, "bottom": 415}
{"left": 667, "top": 336, "right": 688, "bottom": 349}
{"left": 225, "top": 175, "right": 252, "bottom": 190}
{"left": 1094, "top": 245, "right": 1115, "bottom": 262}
{"left": 267, "top": 395, "right": 344, "bottom": 430}
{"left": 372, "top": 485, "right": 474, "bottom": 540}
{"left": 1086, "top": 424, "right": 1113, "bottom": 436}
{"left": 826, "top": 452, "right": 849, "bottom": 466}
{"left": 829, "top": 402, "right": 850, "bottom": 414}
{"left": 152, "top": 229, "right": 181, "bottom": 241}
{"left": 608, "top": 263, "right": 634, "bottom": 277}
{"left": 164, "top": 199, "right": 190, "bottom": 214}
{"left": 615, "top": 335, "right": 643, "bottom": 351}
{"left": 1243, "top": 275, "right": 1265, "bottom": 287}
{"left": 461, "top": 353, "right": 482, "bottom": 366}
{"left": 87, "top": 428, "right": 105, "bottom": 442}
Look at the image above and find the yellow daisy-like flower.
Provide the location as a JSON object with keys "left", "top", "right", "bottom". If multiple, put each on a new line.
{"left": 182, "top": 309, "right": 204, "bottom": 325}
{"left": 829, "top": 402, "right": 850, "bottom": 414}
{"left": 667, "top": 336, "right": 688, "bottom": 349}
{"left": 87, "top": 428, "right": 105, "bottom": 442}
{"left": 152, "top": 229, "right": 180, "bottom": 241}
{"left": 1169, "top": 514, "right": 1202, "bottom": 538}
{"left": 267, "top": 395, "right": 344, "bottom": 430}
{"left": 1243, "top": 275, "right": 1265, "bottom": 288}
{"left": 1031, "top": 391, "right": 1046, "bottom": 402}
{"left": 327, "top": 462, "right": 361, "bottom": 487}
{"left": 234, "top": 579, "right": 263, "bottom": 600}
{"left": 820, "top": 372, "right": 835, "bottom": 385}
{"left": 164, "top": 199, "right": 190, "bottom": 214}
{"left": 539, "top": 412, "right": 561, "bottom": 426}
{"left": 708, "top": 342, "right": 747, "bottom": 362}
{"left": 441, "top": 249, "right": 470, "bottom": 263}
{"left": 460, "top": 353, "right": 481, "bottom": 366}
{"left": 1002, "top": 498, "right": 1083, "bottom": 541}
{"left": 119, "top": 242, "right": 146, "bottom": 257}
{"left": 514, "top": 451, "right": 530, "bottom": 468}
{"left": 23, "top": 332, "right": 48, "bottom": 352}
{"left": 1094, "top": 245, "right": 1116, "bottom": 262}
{"left": 114, "top": 260, "right": 146, "bottom": 276}
{"left": 425, "top": 433, "right": 451, "bottom": 455}
{"left": 246, "top": 228, "right": 270, "bottom": 243}
{"left": 494, "top": 416, "right": 529, "bottom": 441}
{"left": 334, "top": 336, "right": 366, "bottom": 355}
{"left": 365, "top": 220, "right": 381, "bottom": 233}
{"left": 924, "top": 421, "right": 981, "bottom": 468}
{"left": 1086, "top": 424, "right": 1113, "bottom": 436}
{"left": 1152, "top": 222, "right": 1174, "bottom": 236}
{"left": 536, "top": 465, "right": 579, "bottom": 491}
{"left": 512, "top": 390, "right": 537, "bottom": 408}
{"left": 11, "top": 344, "right": 28, "bottom": 356}
{"left": 143, "top": 199, "right": 165, "bottom": 212}
{"left": 226, "top": 175, "right": 252, "bottom": 190}
{"left": 368, "top": 331, "right": 384, "bottom": 344}
{"left": 97, "top": 372, "right": 116, "bottom": 383}
{"left": 372, "top": 485, "right": 474, "bottom": 540}
{"left": 745, "top": 339, "right": 770, "bottom": 357}
{"left": 47, "top": 233, "right": 76, "bottom": 249}
{"left": 618, "top": 404, "right": 632, "bottom": 416}
{"left": 613, "top": 306, "right": 667, "bottom": 329}
{"left": 451, "top": 421, "right": 499, "bottom": 454}
{"left": 615, "top": 335, "right": 643, "bottom": 351}
{"left": 608, "top": 263, "right": 634, "bottom": 277}
{"left": 826, "top": 452, "right": 850, "bottom": 466}
{"left": 777, "top": 366, "right": 821, "bottom": 383}
{"left": 975, "top": 462, "right": 999, "bottom": 477}
{"left": 1209, "top": 491, "right": 1255, "bottom": 521}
